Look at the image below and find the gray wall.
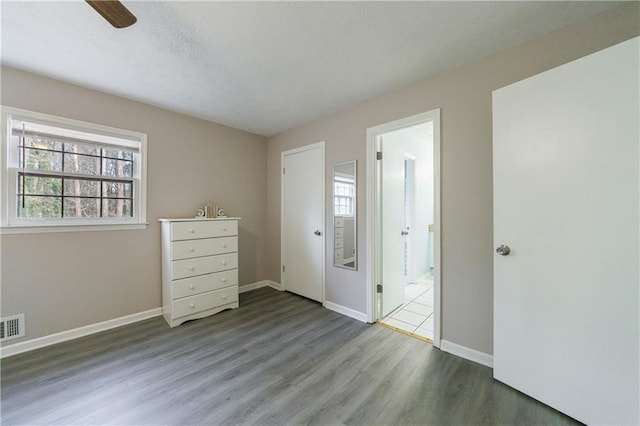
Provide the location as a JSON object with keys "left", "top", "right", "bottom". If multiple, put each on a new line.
{"left": 265, "top": 4, "right": 640, "bottom": 355}
{"left": 0, "top": 67, "right": 268, "bottom": 342}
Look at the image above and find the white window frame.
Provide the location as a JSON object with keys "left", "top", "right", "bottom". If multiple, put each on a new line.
{"left": 334, "top": 174, "right": 355, "bottom": 218}
{"left": 1, "top": 106, "right": 147, "bottom": 234}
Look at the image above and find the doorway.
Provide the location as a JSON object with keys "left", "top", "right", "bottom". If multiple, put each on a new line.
{"left": 366, "top": 110, "right": 441, "bottom": 346}
{"left": 281, "top": 142, "right": 325, "bottom": 302}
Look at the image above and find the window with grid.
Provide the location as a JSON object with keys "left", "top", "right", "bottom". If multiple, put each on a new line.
{"left": 2, "top": 107, "right": 147, "bottom": 231}
{"left": 334, "top": 176, "right": 355, "bottom": 217}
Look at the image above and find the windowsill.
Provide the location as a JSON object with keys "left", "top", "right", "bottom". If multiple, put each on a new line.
{"left": 0, "top": 222, "right": 148, "bottom": 235}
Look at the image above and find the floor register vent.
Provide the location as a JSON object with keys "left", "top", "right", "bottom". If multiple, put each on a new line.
{"left": 0, "top": 314, "right": 25, "bottom": 342}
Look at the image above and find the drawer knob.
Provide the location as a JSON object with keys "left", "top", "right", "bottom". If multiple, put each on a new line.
{"left": 221, "top": 277, "right": 227, "bottom": 283}
{"left": 189, "top": 247, "right": 195, "bottom": 253}
{"left": 222, "top": 227, "right": 227, "bottom": 231}
{"left": 222, "top": 260, "right": 227, "bottom": 266}
{"left": 190, "top": 303, "right": 195, "bottom": 309}
{"left": 222, "top": 244, "right": 227, "bottom": 248}
{"left": 222, "top": 295, "right": 227, "bottom": 300}
{"left": 189, "top": 266, "right": 195, "bottom": 271}
{"left": 189, "top": 284, "right": 195, "bottom": 290}
{"left": 189, "top": 228, "right": 195, "bottom": 234}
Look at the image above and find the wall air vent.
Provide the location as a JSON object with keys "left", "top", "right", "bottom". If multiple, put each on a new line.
{"left": 0, "top": 314, "right": 25, "bottom": 342}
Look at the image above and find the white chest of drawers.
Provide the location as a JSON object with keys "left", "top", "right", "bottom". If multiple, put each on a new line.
{"left": 159, "top": 218, "right": 241, "bottom": 327}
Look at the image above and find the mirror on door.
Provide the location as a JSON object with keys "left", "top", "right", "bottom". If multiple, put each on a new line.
{"left": 333, "top": 161, "right": 357, "bottom": 270}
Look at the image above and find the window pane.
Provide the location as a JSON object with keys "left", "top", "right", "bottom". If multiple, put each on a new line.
{"left": 63, "top": 197, "right": 100, "bottom": 218}
{"left": 63, "top": 142, "right": 100, "bottom": 156}
{"left": 103, "top": 181, "right": 132, "bottom": 198}
{"left": 19, "top": 175, "right": 62, "bottom": 196}
{"left": 17, "top": 195, "right": 61, "bottom": 218}
{"left": 21, "top": 148, "right": 62, "bottom": 172}
{"left": 103, "top": 198, "right": 132, "bottom": 217}
{"left": 103, "top": 149, "right": 133, "bottom": 161}
{"left": 20, "top": 136, "right": 63, "bottom": 151}
{"left": 63, "top": 179, "right": 100, "bottom": 197}
{"left": 102, "top": 158, "right": 133, "bottom": 178}
{"left": 63, "top": 153, "right": 101, "bottom": 175}
{"left": 334, "top": 195, "right": 353, "bottom": 216}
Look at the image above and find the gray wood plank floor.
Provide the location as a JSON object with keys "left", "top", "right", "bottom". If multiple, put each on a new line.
{"left": 1, "top": 287, "right": 580, "bottom": 425}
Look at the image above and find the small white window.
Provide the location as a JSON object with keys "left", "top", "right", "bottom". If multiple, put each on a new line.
{"left": 1, "top": 107, "right": 147, "bottom": 233}
{"left": 334, "top": 176, "right": 355, "bottom": 217}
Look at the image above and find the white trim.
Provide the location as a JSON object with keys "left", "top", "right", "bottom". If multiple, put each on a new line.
{"left": 432, "top": 110, "right": 442, "bottom": 346}
{"left": 323, "top": 301, "right": 368, "bottom": 323}
{"left": 2, "top": 106, "right": 146, "bottom": 144}
{"left": 238, "top": 280, "right": 283, "bottom": 293}
{"left": 267, "top": 280, "right": 284, "bottom": 291}
{"left": 280, "top": 141, "right": 326, "bottom": 302}
{"left": 365, "top": 110, "right": 442, "bottom": 348}
{"left": 440, "top": 340, "right": 494, "bottom": 368}
{"left": 239, "top": 280, "right": 270, "bottom": 293}
{"left": 0, "top": 223, "right": 148, "bottom": 235}
{"left": 366, "top": 126, "right": 376, "bottom": 323}
{"left": 0, "top": 308, "right": 162, "bottom": 358}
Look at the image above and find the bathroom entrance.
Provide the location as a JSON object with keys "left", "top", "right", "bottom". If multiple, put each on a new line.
{"left": 366, "top": 110, "right": 440, "bottom": 344}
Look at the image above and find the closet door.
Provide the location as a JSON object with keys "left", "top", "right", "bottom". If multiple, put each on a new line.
{"left": 493, "top": 38, "right": 639, "bottom": 425}
{"left": 281, "top": 142, "right": 325, "bottom": 302}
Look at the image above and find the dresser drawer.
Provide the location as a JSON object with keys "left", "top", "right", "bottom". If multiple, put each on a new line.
{"left": 334, "top": 238, "right": 344, "bottom": 249}
{"left": 171, "top": 220, "right": 237, "bottom": 241}
{"left": 172, "top": 236, "right": 237, "bottom": 260}
{"left": 172, "top": 253, "right": 238, "bottom": 280}
{"left": 172, "top": 286, "right": 238, "bottom": 319}
{"left": 172, "top": 269, "right": 238, "bottom": 299}
{"left": 334, "top": 248, "right": 344, "bottom": 260}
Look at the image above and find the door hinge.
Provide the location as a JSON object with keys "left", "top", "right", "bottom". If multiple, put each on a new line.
{"left": 376, "top": 151, "right": 383, "bottom": 160}
{"left": 377, "top": 284, "right": 383, "bottom": 293}
{"left": 282, "top": 265, "right": 285, "bottom": 273}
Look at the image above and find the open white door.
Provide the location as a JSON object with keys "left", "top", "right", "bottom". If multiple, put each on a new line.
{"left": 381, "top": 135, "right": 407, "bottom": 317}
{"left": 493, "top": 38, "right": 639, "bottom": 425}
{"left": 282, "top": 142, "right": 325, "bottom": 302}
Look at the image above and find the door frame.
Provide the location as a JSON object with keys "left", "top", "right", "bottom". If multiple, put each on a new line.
{"left": 365, "top": 110, "right": 441, "bottom": 347}
{"left": 280, "top": 141, "right": 326, "bottom": 302}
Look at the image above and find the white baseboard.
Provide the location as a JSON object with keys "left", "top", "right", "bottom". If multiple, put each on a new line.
{"left": 239, "top": 280, "right": 283, "bottom": 293}
{"left": 323, "top": 301, "right": 367, "bottom": 323}
{"left": 238, "top": 280, "right": 269, "bottom": 293}
{"left": 440, "top": 339, "right": 493, "bottom": 368}
{"left": 268, "top": 281, "right": 284, "bottom": 291}
{"left": 0, "top": 308, "right": 162, "bottom": 359}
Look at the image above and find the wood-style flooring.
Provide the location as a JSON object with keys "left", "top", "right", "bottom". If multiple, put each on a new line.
{"left": 1, "top": 287, "right": 579, "bottom": 425}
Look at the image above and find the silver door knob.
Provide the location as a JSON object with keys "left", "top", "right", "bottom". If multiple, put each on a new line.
{"left": 314, "top": 230, "right": 322, "bottom": 236}
{"left": 401, "top": 231, "right": 409, "bottom": 236}
{"left": 496, "top": 244, "right": 511, "bottom": 256}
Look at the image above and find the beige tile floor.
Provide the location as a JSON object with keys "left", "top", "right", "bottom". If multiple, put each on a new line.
{"left": 381, "top": 276, "right": 434, "bottom": 340}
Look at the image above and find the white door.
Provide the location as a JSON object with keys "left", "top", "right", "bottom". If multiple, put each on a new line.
{"left": 493, "top": 38, "right": 639, "bottom": 425}
{"left": 282, "top": 142, "right": 325, "bottom": 302}
{"left": 381, "top": 136, "right": 407, "bottom": 317}
{"left": 403, "top": 156, "right": 417, "bottom": 283}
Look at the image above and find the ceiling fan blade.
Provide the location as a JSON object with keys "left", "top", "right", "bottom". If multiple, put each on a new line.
{"left": 86, "top": 0, "right": 137, "bottom": 29}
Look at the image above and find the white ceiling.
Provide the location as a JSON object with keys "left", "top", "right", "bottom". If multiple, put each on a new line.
{"left": 1, "top": 1, "right": 619, "bottom": 137}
